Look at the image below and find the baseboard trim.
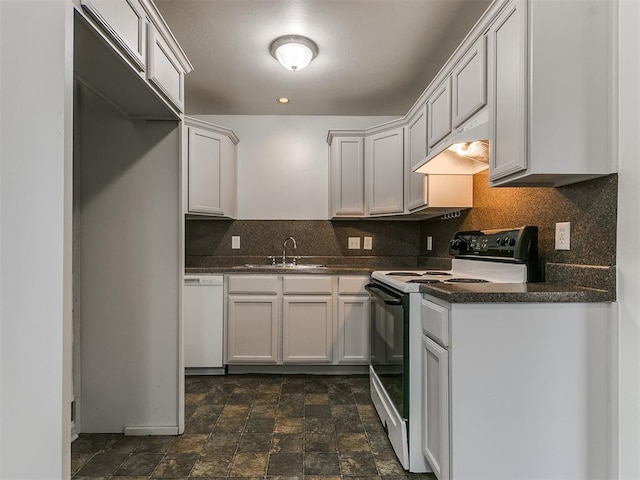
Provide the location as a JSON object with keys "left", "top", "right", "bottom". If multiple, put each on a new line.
{"left": 124, "top": 426, "right": 179, "bottom": 436}
{"left": 226, "top": 365, "right": 369, "bottom": 375}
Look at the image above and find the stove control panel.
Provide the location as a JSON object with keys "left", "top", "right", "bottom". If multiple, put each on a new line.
{"left": 449, "top": 226, "right": 538, "bottom": 263}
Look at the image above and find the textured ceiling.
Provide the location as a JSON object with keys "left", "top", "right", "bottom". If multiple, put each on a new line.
{"left": 155, "top": 0, "right": 492, "bottom": 115}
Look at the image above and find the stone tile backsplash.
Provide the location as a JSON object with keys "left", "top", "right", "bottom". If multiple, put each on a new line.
{"left": 186, "top": 172, "right": 617, "bottom": 292}
{"left": 186, "top": 219, "right": 421, "bottom": 268}
{"left": 419, "top": 171, "right": 617, "bottom": 290}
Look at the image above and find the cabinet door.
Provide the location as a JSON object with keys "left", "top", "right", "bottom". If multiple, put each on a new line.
{"left": 422, "top": 335, "right": 450, "bottom": 480}
{"left": 427, "top": 77, "right": 452, "bottom": 149}
{"left": 81, "top": 0, "right": 147, "bottom": 71}
{"left": 282, "top": 296, "right": 333, "bottom": 363}
{"left": 184, "top": 281, "right": 224, "bottom": 369}
{"left": 337, "top": 296, "right": 370, "bottom": 364}
{"left": 188, "top": 126, "right": 225, "bottom": 215}
{"left": 487, "top": 0, "right": 528, "bottom": 181}
{"left": 227, "top": 295, "right": 279, "bottom": 364}
{"left": 366, "top": 128, "right": 405, "bottom": 216}
{"left": 405, "top": 105, "right": 428, "bottom": 212}
{"left": 452, "top": 35, "right": 487, "bottom": 128}
{"left": 147, "top": 25, "right": 185, "bottom": 112}
{"left": 330, "top": 136, "right": 365, "bottom": 217}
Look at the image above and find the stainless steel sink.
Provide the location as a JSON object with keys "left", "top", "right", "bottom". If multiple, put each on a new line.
{"left": 238, "top": 263, "right": 327, "bottom": 269}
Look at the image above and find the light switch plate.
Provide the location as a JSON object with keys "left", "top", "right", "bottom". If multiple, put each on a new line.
{"left": 232, "top": 236, "right": 241, "bottom": 249}
{"left": 363, "top": 236, "right": 373, "bottom": 250}
{"left": 348, "top": 237, "right": 361, "bottom": 249}
{"left": 555, "top": 222, "right": 570, "bottom": 250}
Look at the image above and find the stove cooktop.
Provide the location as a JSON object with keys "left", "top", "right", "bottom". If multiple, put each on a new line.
{"left": 372, "top": 259, "right": 528, "bottom": 293}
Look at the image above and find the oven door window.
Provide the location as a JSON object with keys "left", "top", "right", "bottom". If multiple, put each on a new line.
{"left": 370, "top": 292, "right": 406, "bottom": 417}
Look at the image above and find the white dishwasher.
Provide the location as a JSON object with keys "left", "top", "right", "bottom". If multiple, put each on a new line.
{"left": 184, "top": 275, "right": 224, "bottom": 373}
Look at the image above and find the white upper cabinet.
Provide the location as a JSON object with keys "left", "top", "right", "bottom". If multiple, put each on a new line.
{"left": 78, "top": 0, "right": 193, "bottom": 116}
{"left": 80, "top": 0, "right": 147, "bottom": 71}
{"left": 405, "top": 105, "right": 428, "bottom": 211}
{"left": 487, "top": 0, "right": 615, "bottom": 186}
{"left": 365, "top": 127, "right": 405, "bottom": 216}
{"left": 427, "top": 78, "right": 452, "bottom": 150}
{"left": 328, "top": 134, "right": 365, "bottom": 218}
{"left": 452, "top": 35, "right": 487, "bottom": 129}
{"left": 147, "top": 24, "right": 185, "bottom": 112}
{"left": 185, "top": 117, "right": 239, "bottom": 218}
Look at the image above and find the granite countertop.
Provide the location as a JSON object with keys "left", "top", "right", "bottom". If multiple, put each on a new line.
{"left": 418, "top": 282, "right": 615, "bottom": 303}
{"left": 185, "top": 265, "right": 375, "bottom": 275}
{"left": 185, "top": 265, "right": 614, "bottom": 303}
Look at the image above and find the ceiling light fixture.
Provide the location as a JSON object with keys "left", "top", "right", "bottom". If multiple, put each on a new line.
{"left": 277, "top": 97, "right": 290, "bottom": 104}
{"left": 269, "top": 35, "right": 318, "bottom": 71}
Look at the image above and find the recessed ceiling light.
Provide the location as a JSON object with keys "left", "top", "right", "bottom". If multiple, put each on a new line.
{"left": 277, "top": 97, "right": 290, "bottom": 104}
{"left": 269, "top": 35, "right": 318, "bottom": 71}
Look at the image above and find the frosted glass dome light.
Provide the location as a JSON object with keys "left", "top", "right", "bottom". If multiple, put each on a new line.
{"left": 270, "top": 35, "right": 318, "bottom": 71}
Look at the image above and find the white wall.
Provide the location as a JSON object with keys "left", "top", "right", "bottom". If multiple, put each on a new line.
{"left": 617, "top": 1, "right": 640, "bottom": 477}
{"left": 196, "top": 115, "right": 398, "bottom": 219}
{"left": 0, "top": 1, "right": 73, "bottom": 478}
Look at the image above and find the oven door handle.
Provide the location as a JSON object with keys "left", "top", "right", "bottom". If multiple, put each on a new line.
{"left": 365, "top": 283, "right": 403, "bottom": 305}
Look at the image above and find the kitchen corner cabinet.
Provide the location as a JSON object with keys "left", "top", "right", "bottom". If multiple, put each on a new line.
{"left": 185, "top": 117, "right": 238, "bottom": 218}
{"left": 282, "top": 276, "right": 334, "bottom": 364}
{"left": 227, "top": 275, "right": 280, "bottom": 363}
{"left": 487, "top": 0, "right": 615, "bottom": 187}
{"left": 328, "top": 133, "right": 365, "bottom": 218}
{"left": 336, "top": 276, "right": 370, "bottom": 364}
{"left": 366, "top": 127, "right": 405, "bottom": 216}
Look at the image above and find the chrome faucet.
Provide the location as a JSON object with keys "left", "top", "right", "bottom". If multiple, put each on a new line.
{"left": 282, "top": 236, "right": 297, "bottom": 265}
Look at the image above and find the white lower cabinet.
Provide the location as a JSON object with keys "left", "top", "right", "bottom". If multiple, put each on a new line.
{"left": 337, "top": 276, "right": 370, "bottom": 364}
{"left": 421, "top": 335, "right": 449, "bottom": 480}
{"left": 226, "top": 275, "right": 279, "bottom": 364}
{"left": 283, "top": 296, "right": 333, "bottom": 363}
{"left": 420, "top": 295, "right": 613, "bottom": 479}
{"left": 226, "top": 274, "right": 370, "bottom": 366}
{"left": 227, "top": 296, "right": 279, "bottom": 363}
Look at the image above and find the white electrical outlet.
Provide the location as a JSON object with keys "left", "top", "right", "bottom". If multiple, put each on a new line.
{"left": 363, "top": 236, "right": 373, "bottom": 250}
{"left": 348, "top": 237, "right": 361, "bottom": 249}
{"left": 555, "top": 222, "right": 571, "bottom": 250}
{"left": 231, "top": 235, "right": 241, "bottom": 249}
{"left": 427, "top": 236, "right": 433, "bottom": 251}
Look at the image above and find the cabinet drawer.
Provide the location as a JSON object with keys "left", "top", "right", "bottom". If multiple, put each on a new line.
{"left": 228, "top": 275, "right": 279, "bottom": 294}
{"left": 147, "top": 25, "right": 184, "bottom": 111}
{"left": 338, "top": 276, "right": 369, "bottom": 295}
{"left": 421, "top": 298, "right": 449, "bottom": 347}
{"left": 283, "top": 276, "right": 333, "bottom": 295}
{"left": 81, "top": 0, "right": 147, "bottom": 71}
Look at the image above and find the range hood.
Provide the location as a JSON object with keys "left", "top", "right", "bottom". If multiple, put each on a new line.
{"left": 413, "top": 108, "right": 489, "bottom": 175}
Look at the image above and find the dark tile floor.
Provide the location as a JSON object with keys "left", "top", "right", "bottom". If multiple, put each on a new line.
{"left": 72, "top": 374, "right": 435, "bottom": 480}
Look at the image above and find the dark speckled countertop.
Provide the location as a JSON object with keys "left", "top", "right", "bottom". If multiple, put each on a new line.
{"left": 185, "top": 265, "right": 614, "bottom": 304}
{"left": 185, "top": 265, "right": 375, "bottom": 275}
{"left": 418, "top": 282, "right": 614, "bottom": 303}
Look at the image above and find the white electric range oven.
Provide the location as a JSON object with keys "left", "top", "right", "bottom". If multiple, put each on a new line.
{"left": 366, "top": 226, "right": 539, "bottom": 472}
